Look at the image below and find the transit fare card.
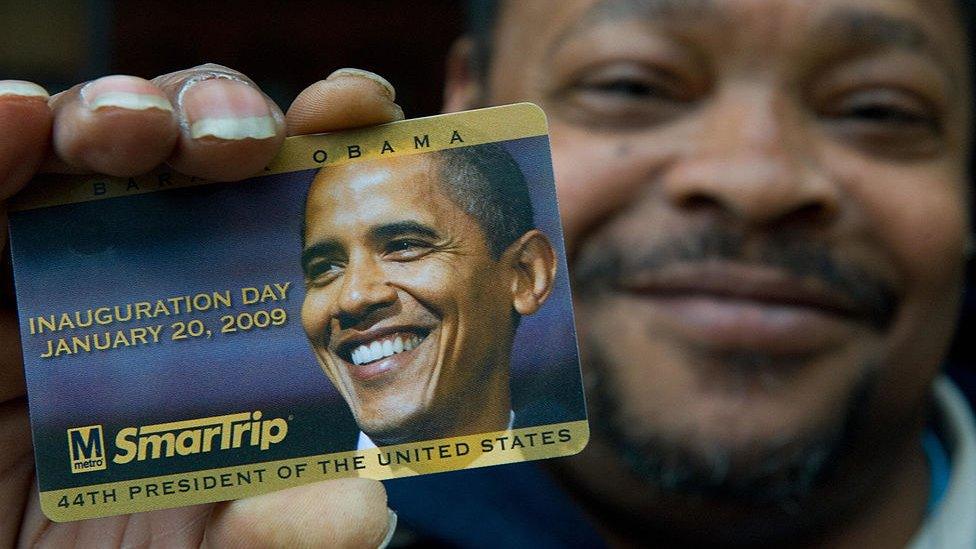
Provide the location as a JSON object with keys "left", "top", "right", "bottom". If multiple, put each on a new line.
{"left": 8, "top": 103, "right": 588, "bottom": 521}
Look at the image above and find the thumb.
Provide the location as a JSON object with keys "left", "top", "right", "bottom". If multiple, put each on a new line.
{"left": 202, "top": 478, "right": 395, "bottom": 549}
{"left": 285, "top": 69, "right": 404, "bottom": 136}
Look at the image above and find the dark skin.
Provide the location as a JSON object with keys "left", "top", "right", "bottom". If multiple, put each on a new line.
{"left": 442, "top": 0, "right": 971, "bottom": 546}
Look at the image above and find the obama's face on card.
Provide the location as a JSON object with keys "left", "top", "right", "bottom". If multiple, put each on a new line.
{"left": 448, "top": 0, "right": 972, "bottom": 535}
{"left": 300, "top": 154, "right": 554, "bottom": 444}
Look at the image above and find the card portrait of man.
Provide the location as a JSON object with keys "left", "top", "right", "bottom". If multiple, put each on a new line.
{"left": 299, "top": 142, "right": 566, "bottom": 449}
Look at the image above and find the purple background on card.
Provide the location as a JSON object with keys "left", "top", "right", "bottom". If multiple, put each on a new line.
{"left": 10, "top": 136, "right": 581, "bottom": 436}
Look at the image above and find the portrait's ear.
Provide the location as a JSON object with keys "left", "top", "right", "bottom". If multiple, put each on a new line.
{"left": 506, "top": 229, "right": 558, "bottom": 316}
{"left": 443, "top": 37, "right": 481, "bottom": 113}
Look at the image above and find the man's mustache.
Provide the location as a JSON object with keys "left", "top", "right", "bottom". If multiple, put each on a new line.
{"left": 573, "top": 228, "right": 898, "bottom": 331}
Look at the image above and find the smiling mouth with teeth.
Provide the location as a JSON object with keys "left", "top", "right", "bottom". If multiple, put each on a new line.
{"left": 349, "top": 332, "right": 426, "bottom": 366}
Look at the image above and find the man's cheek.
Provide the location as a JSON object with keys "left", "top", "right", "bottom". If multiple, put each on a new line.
{"left": 869, "top": 188, "right": 967, "bottom": 345}
{"left": 549, "top": 123, "right": 674, "bottom": 250}
{"left": 827, "top": 156, "right": 968, "bottom": 283}
{"left": 880, "top": 189, "right": 966, "bottom": 271}
{"left": 300, "top": 290, "right": 332, "bottom": 343}
{"left": 394, "top": 263, "right": 461, "bottom": 314}
{"left": 393, "top": 260, "right": 449, "bottom": 292}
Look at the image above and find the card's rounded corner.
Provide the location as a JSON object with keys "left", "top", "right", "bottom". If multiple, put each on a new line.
{"left": 563, "top": 421, "right": 591, "bottom": 457}
{"left": 39, "top": 498, "right": 73, "bottom": 523}
{"left": 512, "top": 102, "right": 549, "bottom": 131}
{"left": 537, "top": 420, "right": 590, "bottom": 461}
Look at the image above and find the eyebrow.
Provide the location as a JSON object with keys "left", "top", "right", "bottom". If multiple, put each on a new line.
{"left": 368, "top": 220, "right": 440, "bottom": 243}
{"left": 551, "top": 0, "right": 718, "bottom": 53}
{"left": 551, "top": 2, "right": 950, "bottom": 69}
{"left": 578, "top": 0, "right": 718, "bottom": 25}
{"left": 811, "top": 8, "right": 962, "bottom": 90}
{"left": 813, "top": 9, "right": 934, "bottom": 56}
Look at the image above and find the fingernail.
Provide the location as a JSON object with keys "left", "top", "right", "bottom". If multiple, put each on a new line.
{"left": 327, "top": 68, "right": 396, "bottom": 101}
{"left": 0, "top": 80, "right": 49, "bottom": 99}
{"left": 390, "top": 103, "right": 405, "bottom": 121}
{"left": 182, "top": 78, "right": 276, "bottom": 140}
{"left": 377, "top": 508, "right": 397, "bottom": 549}
{"left": 82, "top": 75, "right": 172, "bottom": 112}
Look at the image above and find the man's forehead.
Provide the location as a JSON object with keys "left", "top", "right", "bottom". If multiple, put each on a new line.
{"left": 304, "top": 156, "right": 460, "bottom": 235}
{"left": 498, "top": 0, "right": 967, "bottom": 60}
{"left": 310, "top": 156, "right": 432, "bottom": 201}
{"left": 501, "top": 0, "right": 962, "bottom": 24}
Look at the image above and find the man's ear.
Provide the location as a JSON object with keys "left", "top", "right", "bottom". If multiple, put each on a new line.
{"left": 505, "top": 229, "right": 558, "bottom": 316}
{"left": 443, "top": 37, "right": 482, "bottom": 113}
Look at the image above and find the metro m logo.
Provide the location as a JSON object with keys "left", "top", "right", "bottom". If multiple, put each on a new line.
{"left": 67, "top": 425, "right": 107, "bottom": 473}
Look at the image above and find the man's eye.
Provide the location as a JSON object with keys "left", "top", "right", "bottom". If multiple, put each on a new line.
{"left": 573, "top": 70, "right": 691, "bottom": 107}
{"left": 552, "top": 63, "right": 702, "bottom": 130}
{"left": 305, "top": 261, "right": 343, "bottom": 285}
{"left": 384, "top": 239, "right": 432, "bottom": 260}
{"left": 835, "top": 98, "right": 938, "bottom": 129}
{"left": 845, "top": 104, "right": 929, "bottom": 125}
{"left": 819, "top": 88, "right": 944, "bottom": 158}
{"left": 580, "top": 78, "right": 674, "bottom": 99}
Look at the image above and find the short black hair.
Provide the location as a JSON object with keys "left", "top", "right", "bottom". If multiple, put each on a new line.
{"left": 436, "top": 142, "right": 535, "bottom": 258}
{"left": 302, "top": 143, "right": 535, "bottom": 259}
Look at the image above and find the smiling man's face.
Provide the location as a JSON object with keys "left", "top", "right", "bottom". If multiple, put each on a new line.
{"left": 300, "top": 154, "right": 518, "bottom": 444}
{"left": 447, "top": 0, "right": 973, "bottom": 540}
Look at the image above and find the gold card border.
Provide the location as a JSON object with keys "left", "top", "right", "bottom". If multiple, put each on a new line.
{"left": 40, "top": 420, "right": 587, "bottom": 522}
{"left": 10, "top": 103, "right": 548, "bottom": 212}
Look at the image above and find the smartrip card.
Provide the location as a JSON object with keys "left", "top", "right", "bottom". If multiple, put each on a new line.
{"left": 8, "top": 103, "right": 588, "bottom": 521}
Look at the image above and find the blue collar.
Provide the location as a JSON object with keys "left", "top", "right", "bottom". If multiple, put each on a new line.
{"left": 923, "top": 428, "right": 950, "bottom": 515}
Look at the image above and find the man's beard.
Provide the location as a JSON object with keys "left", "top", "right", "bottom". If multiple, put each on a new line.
{"left": 573, "top": 225, "right": 896, "bottom": 508}
{"left": 586, "top": 342, "right": 880, "bottom": 508}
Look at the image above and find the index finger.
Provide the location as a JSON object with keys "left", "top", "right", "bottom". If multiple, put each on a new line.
{"left": 0, "top": 80, "right": 51, "bottom": 404}
{"left": 0, "top": 81, "right": 52, "bottom": 203}
{"left": 153, "top": 64, "right": 287, "bottom": 182}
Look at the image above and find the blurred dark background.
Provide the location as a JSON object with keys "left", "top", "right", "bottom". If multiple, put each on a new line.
{"left": 2, "top": 0, "right": 974, "bottom": 368}
{"left": 0, "top": 0, "right": 463, "bottom": 116}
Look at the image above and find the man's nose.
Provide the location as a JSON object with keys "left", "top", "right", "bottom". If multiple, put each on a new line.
{"left": 335, "top": 254, "right": 397, "bottom": 325}
{"left": 663, "top": 88, "right": 840, "bottom": 228}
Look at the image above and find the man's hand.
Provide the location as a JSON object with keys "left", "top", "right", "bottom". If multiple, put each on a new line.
{"left": 0, "top": 64, "right": 404, "bottom": 548}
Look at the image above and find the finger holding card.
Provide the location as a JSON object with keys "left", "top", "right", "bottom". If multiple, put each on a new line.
{"left": 150, "top": 64, "right": 286, "bottom": 182}
{"left": 18, "top": 477, "right": 392, "bottom": 548}
{"left": 286, "top": 68, "right": 405, "bottom": 135}
{"left": 49, "top": 75, "right": 179, "bottom": 177}
{"left": 44, "top": 64, "right": 288, "bottom": 183}
{"left": 0, "top": 82, "right": 52, "bottom": 201}
{"left": 0, "top": 81, "right": 52, "bottom": 260}
{"left": 0, "top": 80, "right": 53, "bottom": 548}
